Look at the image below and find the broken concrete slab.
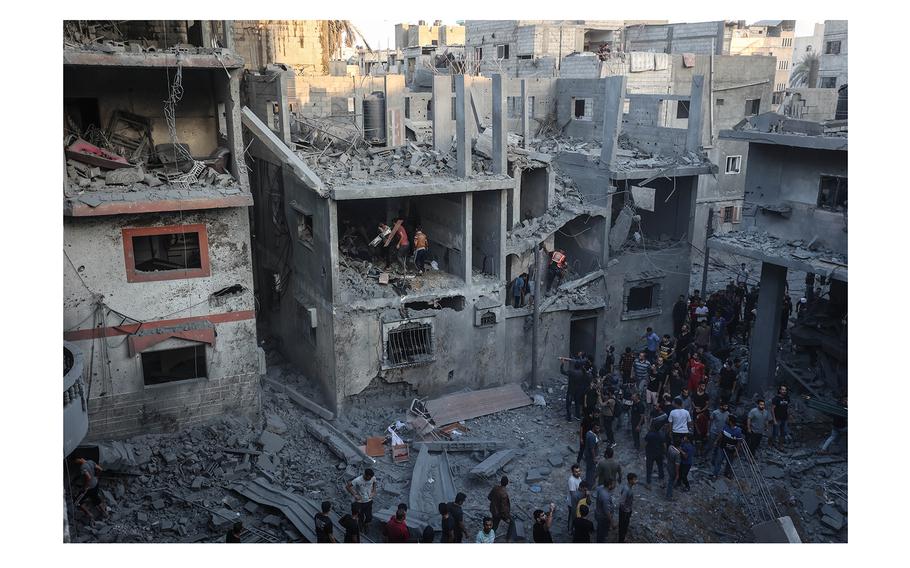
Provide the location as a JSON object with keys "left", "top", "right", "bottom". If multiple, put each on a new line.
{"left": 105, "top": 167, "right": 145, "bottom": 185}
{"left": 470, "top": 449, "right": 518, "bottom": 478}
{"left": 547, "top": 454, "right": 564, "bottom": 468}
{"left": 799, "top": 490, "right": 821, "bottom": 515}
{"left": 409, "top": 445, "right": 457, "bottom": 517}
{"left": 425, "top": 384, "right": 532, "bottom": 425}
{"left": 266, "top": 413, "right": 288, "bottom": 435}
{"left": 262, "top": 377, "right": 334, "bottom": 420}
{"left": 302, "top": 416, "right": 374, "bottom": 465}
{"left": 412, "top": 440, "right": 509, "bottom": 452}
{"left": 258, "top": 430, "right": 286, "bottom": 454}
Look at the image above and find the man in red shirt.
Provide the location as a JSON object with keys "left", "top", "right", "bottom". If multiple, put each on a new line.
{"left": 383, "top": 219, "right": 410, "bottom": 272}
{"left": 385, "top": 503, "right": 410, "bottom": 543}
{"left": 687, "top": 354, "right": 705, "bottom": 393}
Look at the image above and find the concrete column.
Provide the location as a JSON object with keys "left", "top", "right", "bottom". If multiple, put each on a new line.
{"left": 492, "top": 74, "right": 508, "bottom": 175}
{"left": 749, "top": 262, "right": 787, "bottom": 396}
{"left": 455, "top": 75, "right": 472, "bottom": 177}
{"left": 431, "top": 75, "right": 454, "bottom": 151}
{"left": 599, "top": 76, "right": 627, "bottom": 170}
{"left": 223, "top": 21, "right": 234, "bottom": 51}
{"left": 498, "top": 188, "right": 508, "bottom": 279}
{"left": 510, "top": 165, "right": 522, "bottom": 229}
{"left": 685, "top": 75, "right": 705, "bottom": 154}
{"left": 384, "top": 74, "right": 406, "bottom": 148}
{"left": 224, "top": 69, "right": 248, "bottom": 190}
{"left": 274, "top": 70, "right": 292, "bottom": 146}
{"left": 463, "top": 193, "right": 473, "bottom": 281}
{"left": 520, "top": 79, "right": 529, "bottom": 148}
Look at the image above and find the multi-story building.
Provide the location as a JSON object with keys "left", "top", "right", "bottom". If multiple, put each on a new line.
{"left": 241, "top": 63, "right": 709, "bottom": 410}
{"left": 793, "top": 22, "right": 825, "bottom": 63}
{"left": 465, "top": 20, "right": 666, "bottom": 78}
{"left": 711, "top": 114, "right": 847, "bottom": 395}
{"left": 395, "top": 21, "right": 466, "bottom": 87}
{"left": 818, "top": 20, "right": 848, "bottom": 89}
{"left": 63, "top": 21, "right": 260, "bottom": 440}
{"left": 728, "top": 20, "right": 795, "bottom": 107}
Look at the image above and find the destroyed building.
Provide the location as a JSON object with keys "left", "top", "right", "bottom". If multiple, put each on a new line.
{"left": 710, "top": 112, "right": 847, "bottom": 396}
{"left": 63, "top": 21, "right": 261, "bottom": 439}
{"left": 239, "top": 52, "right": 713, "bottom": 411}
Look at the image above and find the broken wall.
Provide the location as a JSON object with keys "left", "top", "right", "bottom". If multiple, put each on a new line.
{"left": 64, "top": 66, "right": 222, "bottom": 158}
{"left": 742, "top": 144, "right": 847, "bottom": 254}
{"left": 63, "top": 208, "right": 259, "bottom": 439}
{"left": 232, "top": 20, "right": 327, "bottom": 74}
{"left": 472, "top": 190, "right": 505, "bottom": 277}
{"left": 557, "top": 78, "right": 607, "bottom": 140}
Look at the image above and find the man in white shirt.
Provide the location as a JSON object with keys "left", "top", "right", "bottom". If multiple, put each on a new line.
{"left": 667, "top": 397, "right": 692, "bottom": 446}
{"left": 566, "top": 464, "right": 583, "bottom": 536}
{"left": 694, "top": 302, "right": 709, "bottom": 324}
{"left": 346, "top": 468, "right": 378, "bottom": 528}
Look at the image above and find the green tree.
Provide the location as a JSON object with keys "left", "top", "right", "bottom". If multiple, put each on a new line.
{"left": 789, "top": 51, "right": 820, "bottom": 87}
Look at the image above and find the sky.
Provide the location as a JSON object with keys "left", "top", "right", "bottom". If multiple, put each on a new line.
{"left": 351, "top": 19, "right": 825, "bottom": 51}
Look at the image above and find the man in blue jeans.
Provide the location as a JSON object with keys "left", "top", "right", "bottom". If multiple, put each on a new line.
{"left": 712, "top": 416, "right": 744, "bottom": 478}
{"left": 583, "top": 424, "right": 601, "bottom": 487}
{"left": 771, "top": 385, "right": 792, "bottom": 451}
{"left": 665, "top": 440, "right": 681, "bottom": 500}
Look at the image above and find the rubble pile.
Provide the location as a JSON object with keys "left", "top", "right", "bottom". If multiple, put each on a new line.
{"left": 711, "top": 231, "right": 848, "bottom": 267}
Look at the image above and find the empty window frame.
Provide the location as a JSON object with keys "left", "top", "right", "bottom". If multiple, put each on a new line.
{"left": 290, "top": 201, "right": 314, "bottom": 248}
{"left": 772, "top": 92, "right": 784, "bottom": 105}
{"left": 496, "top": 44, "right": 510, "bottom": 59}
{"left": 573, "top": 97, "right": 593, "bottom": 121}
{"left": 507, "top": 96, "right": 521, "bottom": 119}
{"left": 480, "top": 311, "right": 497, "bottom": 326}
{"left": 627, "top": 284, "right": 655, "bottom": 311}
{"left": 386, "top": 322, "right": 434, "bottom": 367}
{"left": 825, "top": 40, "right": 841, "bottom": 55}
{"left": 725, "top": 155, "right": 742, "bottom": 174}
{"left": 404, "top": 97, "right": 411, "bottom": 119}
{"left": 716, "top": 98, "right": 725, "bottom": 106}
{"left": 722, "top": 206, "right": 735, "bottom": 223}
{"left": 123, "top": 225, "right": 210, "bottom": 283}
{"left": 819, "top": 76, "right": 837, "bottom": 88}
{"left": 817, "top": 175, "right": 847, "bottom": 212}
{"left": 142, "top": 345, "right": 207, "bottom": 386}
{"left": 676, "top": 100, "right": 690, "bottom": 119}
{"left": 745, "top": 98, "right": 761, "bottom": 116}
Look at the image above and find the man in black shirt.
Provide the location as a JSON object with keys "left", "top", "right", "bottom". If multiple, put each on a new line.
{"left": 339, "top": 503, "right": 361, "bottom": 543}
{"left": 771, "top": 385, "right": 792, "bottom": 450}
{"left": 629, "top": 393, "right": 645, "bottom": 451}
{"left": 672, "top": 294, "right": 688, "bottom": 337}
{"left": 718, "top": 360, "right": 737, "bottom": 404}
{"left": 572, "top": 504, "right": 594, "bottom": 543}
{"left": 561, "top": 358, "right": 586, "bottom": 421}
{"left": 532, "top": 504, "right": 556, "bottom": 543}
{"left": 438, "top": 502, "right": 455, "bottom": 543}
{"left": 314, "top": 501, "right": 336, "bottom": 543}
{"left": 447, "top": 493, "right": 467, "bottom": 543}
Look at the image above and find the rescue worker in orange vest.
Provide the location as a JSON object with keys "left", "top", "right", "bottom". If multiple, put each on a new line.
{"left": 413, "top": 227, "right": 429, "bottom": 274}
{"left": 547, "top": 249, "right": 568, "bottom": 293}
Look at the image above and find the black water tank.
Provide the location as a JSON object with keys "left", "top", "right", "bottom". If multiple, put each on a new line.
{"left": 362, "top": 92, "right": 387, "bottom": 145}
{"left": 835, "top": 84, "right": 847, "bottom": 120}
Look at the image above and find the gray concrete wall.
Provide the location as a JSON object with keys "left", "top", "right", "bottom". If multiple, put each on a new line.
{"left": 741, "top": 143, "right": 848, "bottom": 254}
{"left": 818, "top": 20, "right": 848, "bottom": 88}
{"left": 557, "top": 78, "right": 606, "bottom": 140}
{"left": 624, "top": 21, "right": 728, "bottom": 55}
{"left": 63, "top": 208, "right": 259, "bottom": 439}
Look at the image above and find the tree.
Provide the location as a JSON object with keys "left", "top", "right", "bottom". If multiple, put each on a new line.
{"left": 789, "top": 51, "right": 820, "bottom": 88}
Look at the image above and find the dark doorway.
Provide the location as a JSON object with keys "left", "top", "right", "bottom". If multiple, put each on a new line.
{"left": 570, "top": 317, "right": 597, "bottom": 360}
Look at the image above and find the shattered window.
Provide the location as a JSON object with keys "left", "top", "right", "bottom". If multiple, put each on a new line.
{"left": 825, "top": 40, "right": 841, "bottom": 55}
{"left": 142, "top": 346, "right": 207, "bottom": 386}
{"left": 819, "top": 77, "right": 837, "bottom": 88}
{"left": 480, "top": 311, "right": 497, "bottom": 326}
{"left": 132, "top": 232, "right": 201, "bottom": 272}
{"left": 745, "top": 98, "right": 761, "bottom": 116}
{"left": 386, "top": 322, "right": 434, "bottom": 367}
{"left": 296, "top": 211, "right": 314, "bottom": 247}
{"left": 627, "top": 285, "right": 655, "bottom": 312}
{"left": 817, "top": 176, "right": 847, "bottom": 212}
{"left": 725, "top": 155, "right": 742, "bottom": 174}
{"left": 676, "top": 100, "right": 690, "bottom": 119}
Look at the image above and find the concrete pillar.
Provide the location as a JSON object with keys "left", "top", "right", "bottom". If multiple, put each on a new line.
{"left": 223, "top": 21, "right": 234, "bottom": 51}
{"left": 384, "top": 74, "right": 406, "bottom": 148}
{"left": 510, "top": 165, "right": 522, "bottom": 229}
{"left": 599, "top": 76, "right": 627, "bottom": 170}
{"left": 498, "top": 188, "right": 508, "bottom": 279}
{"left": 520, "top": 79, "right": 529, "bottom": 148}
{"left": 685, "top": 75, "right": 705, "bottom": 154}
{"left": 492, "top": 74, "right": 508, "bottom": 175}
{"left": 463, "top": 193, "right": 473, "bottom": 281}
{"left": 749, "top": 262, "right": 787, "bottom": 396}
{"left": 455, "top": 75, "right": 472, "bottom": 177}
{"left": 431, "top": 76, "right": 454, "bottom": 152}
{"left": 223, "top": 69, "right": 248, "bottom": 190}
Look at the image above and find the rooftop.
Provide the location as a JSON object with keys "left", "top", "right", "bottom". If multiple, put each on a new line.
{"left": 720, "top": 112, "right": 848, "bottom": 151}
{"left": 538, "top": 136, "right": 714, "bottom": 179}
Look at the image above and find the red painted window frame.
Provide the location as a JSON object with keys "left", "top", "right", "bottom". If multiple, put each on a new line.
{"left": 122, "top": 224, "right": 211, "bottom": 283}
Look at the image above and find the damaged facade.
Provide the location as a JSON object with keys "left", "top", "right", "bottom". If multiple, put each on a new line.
{"left": 63, "top": 21, "right": 261, "bottom": 439}
{"left": 711, "top": 113, "right": 847, "bottom": 396}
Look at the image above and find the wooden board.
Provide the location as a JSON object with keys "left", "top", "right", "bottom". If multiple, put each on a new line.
{"left": 425, "top": 384, "right": 532, "bottom": 426}
{"left": 365, "top": 437, "right": 386, "bottom": 458}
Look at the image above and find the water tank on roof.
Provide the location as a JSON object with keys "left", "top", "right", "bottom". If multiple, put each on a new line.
{"left": 362, "top": 92, "right": 387, "bottom": 145}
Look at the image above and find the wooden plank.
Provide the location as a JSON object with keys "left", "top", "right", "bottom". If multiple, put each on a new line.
{"left": 425, "top": 384, "right": 532, "bottom": 425}
{"left": 366, "top": 437, "right": 386, "bottom": 458}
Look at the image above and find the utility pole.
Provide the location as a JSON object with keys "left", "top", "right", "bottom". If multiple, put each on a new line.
{"left": 701, "top": 208, "right": 713, "bottom": 294}
{"left": 531, "top": 245, "right": 543, "bottom": 388}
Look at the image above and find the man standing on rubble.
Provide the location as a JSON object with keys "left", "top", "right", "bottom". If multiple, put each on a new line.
{"left": 629, "top": 393, "right": 645, "bottom": 451}
{"left": 771, "top": 385, "right": 792, "bottom": 450}
{"left": 673, "top": 295, "right": 688, "bottom": 337}
{"left": 642, "top": 327, "right": 661, "bottom": 363}
{"left": 561, "top": 357, "right": 586, "bottom": 421}
{"left": 383, "top": 218, "right": 409, "bottom": 272}
{"left": 74, "top": 457, "right": 108, "bottom": 521}
{"left": 346, "top": 468, "right": 377, "bottom": 530}
{"left": 633, "top": 351, "right": 652, "bottom": 400}
{"left": 385, "top": 504, "right": 410, "bottom": 543}
{"left": 315, "top": 501, "right": 336, "bottom": 543}
{"left": 413, "top": 227, "right": 429, "bottom": 275}
{"left": 746, "top": 399, "right": 772, "bottom": 456}
{"left": 546, "top": 248, "right": 568, "bottom": 292}
{"left": 617, "top": 473, "right": 637, "bottom": 542}
{"left": 488, "top": 476, "right": 515, "bottom": 541}
{"left": 512, "top": 272, "right": 527, "bottom": 308}
{"left": 583, "top": 424, "right": 601, "bottom": 487}
{"left": 566, "top": 465, "right": 583, "bottom": 536}
{"left": 593, "top": 478, "right": 616, "bottom": 543}
{"left": 644, "top": 424, "right": 666, "bottom": 488}
{"left": 448, "top": 492, "right": 468, "bottom": 543}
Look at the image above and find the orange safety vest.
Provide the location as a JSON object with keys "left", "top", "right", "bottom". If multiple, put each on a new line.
{"left": 551, "top": 250, "right": 567, "bottom": 268}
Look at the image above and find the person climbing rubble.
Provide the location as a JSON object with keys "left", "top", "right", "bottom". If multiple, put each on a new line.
{"left": 380, "top": 219, "right": 409, "bottom": 272}
{"left": 74, "top": 457, "right": 107, "bottom": 521}
{"left": 545, "top": 248, "right": 568, "bottom": 293}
